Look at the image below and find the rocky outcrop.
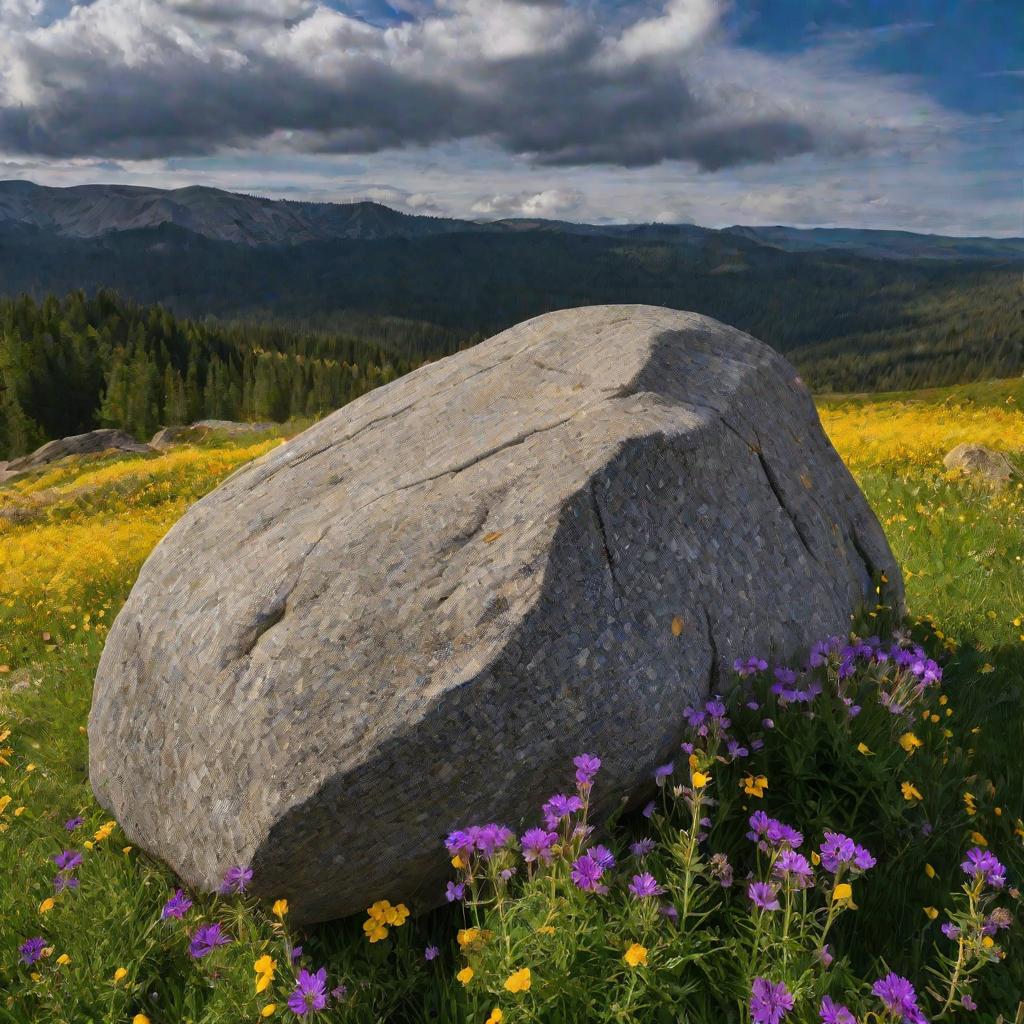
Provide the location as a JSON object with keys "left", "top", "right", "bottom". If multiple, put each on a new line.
{"left": 3, "top": 429, "right": 152, "bottom": 480}
{"left": 89, "top": 305, "right": 902, "bottom": 924}
{"left": 943, "top": 443, "right": 1018, "bottom": 488}
{"left": 150, "top": 420, "right": 277, "bottom": 449}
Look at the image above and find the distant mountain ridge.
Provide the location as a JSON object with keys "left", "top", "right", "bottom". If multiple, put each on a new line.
{"left": 1, "top": 179, "right": 1021, "bottom": 260}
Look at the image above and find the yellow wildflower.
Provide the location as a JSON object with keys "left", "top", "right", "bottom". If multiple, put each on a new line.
{"left": 901, "top": 781, "right": 923, "bottom": 802}
{"left": 536, "top": 925, "right": 556, "bottom": 935}
{"left": 923, "top": 907, "right": 939, "bottom": 920}
{"left": 741, "top": 775, "right": 768, "bottom": 798}
{"left": 925, "top": 863, "right": 936, "bottom": 879}
{"left": 56, "top": 954, "right": 71, "bottom": 966}
{"left": 624, "top": 943, "right": 648, "bottom": 967}
{"left": 25, "top": 763, "right": 36, "bottom": 772}
{"left": 0, "top": 795, "right": 11, "bottom": 813}
{"left": 898, "top": 732, "right": 922, "bottom": 754}
{"left": 970, "top": 832, "right": 988, "bottom": 847}
{"left": 254, "top": 954, "right": 276, "bottom": 993}
{"left": 132, "top": 1016, "right": 151, "bottom": 1024}
{"left": 14, "top": 806, "right": 25, "bottom": 816}
{"left": 458, "top": 927, "right": 481, "bottom": 948}
{"left": 384, "top": 902, "right": 410, "bottom": 926}
{"left": 38, "top": 897, "right": 55, "bottom": 914}
{"left": 113, "top": 967, "right": 128, "bottom": 984}
{"left": 362, "top": 919, "right": 388, "bottom": 943}
{"left": 457, "top": 966, "right": 474, "bottom": 986}
{"left": 982, "top": 936, "right": 995, "bottom": 949}
{"left": 832, "top": 883, "right": 853, "bottom": 903}
{"left": 367, "top": 899, "right": 393, "bottom": 922}
{"left": 504, "top": 968, "right": 531, "bottom": 994}
{"left": 272, "top": 899, "right": 289, "bottom": 919}
{"left": 857, "top": 742, "right": 874, "bottom": 756}
{"left": 261, "top": 1005, "right": 277, "bottom": 1017}
{"left": 451, "top": 855, "right": 467, "bottom": 869}
{"left": 486, "top": 1010, "right": 504, "bottom": 1024}
{"left": 691, "top": 771, "right": 710, "bottom": 789}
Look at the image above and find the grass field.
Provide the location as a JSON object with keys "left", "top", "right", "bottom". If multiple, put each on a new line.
{"left": 1, "top": 385, "right": 1022, "bottom": 1023}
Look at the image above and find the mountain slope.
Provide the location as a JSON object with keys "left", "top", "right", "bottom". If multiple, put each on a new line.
{"left": 2, "top": 180, "right": 1022, "bottom": 261}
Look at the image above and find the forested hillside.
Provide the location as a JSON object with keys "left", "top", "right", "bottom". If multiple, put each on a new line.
{"left": 1, "top": 222, "right": 1021, "bottom": 400}
{"left": 0, "top": 291, "right": 420, "bottom": 457}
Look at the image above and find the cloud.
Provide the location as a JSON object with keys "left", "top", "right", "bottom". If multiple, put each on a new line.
{"left": 470, "top": 188, "right": 584, "bottom": 218}
{"left": 0, "top": 0, "right": 954, "bottom": 170}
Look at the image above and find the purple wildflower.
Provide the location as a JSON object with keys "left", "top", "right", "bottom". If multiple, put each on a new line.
{"left": 983, "top": 908, "right": 1012, "bottom": 934}
{"left": 290, "top": 946, "right": 303, "bottom": 962}
{"left": 961, "top": 995, "right": 977, "bottom": 1011}
{"left": 218, "top": 865, "right": 253, "bottom": 894}
{"left": 710, "top": 852, "right": 734, "bottom": 887}
{"left": 872, "top": 973, "right": 924, "bottom": 1022}
{"left": 820, "top": 996, "right": 856, "bottom": 1024}
{"left": 188, "top": 922, "right": 230, "bottom": 958}
{"left": 570, "top": 852, "right": 607, "bottom": 894}
{"left": 735, "top": 656, "right": 768, "bottom": 677}
{"left": 654, "top": 762, "right": 674, "bottom": 785}
{"left": 659, "top": 903, "right": 678, "bottom": 923}
{"left": 589, "top": 844, "right": 616, "bottom": 869}
{"left": 521, "top": 828, "right": 558, "bottom": 864}
{"left": 53, "top": 850, "right": 82, "bottom": 872}
{"left": 424, "top": 945, "right": 439, "bottom": 962}
{"left": 773, "top": 850, "right": 814, "bottom": 888}
{"left": 764, "top": 819, "right": 803, "bottom": 850}
{"left": 331, "top": 984, "right": 348, "bottom": 1002}
{"left": 573, "top": 753, "right": 601, "bottom": 787}
{"left": 642, "top": 800, "right": 656, "bottom": 819}
{"left": 474, "top": 824, "right": 514, "bottom": 859}
{"left": 817, "top": 945, "right": 834, "bottom": 968}
{"left": 750, "top": 977, "right": 795, "bottom": 1024}
{"left": 444, "top": 830, "right": 474, "bottom": 858}
{"left": 748, "top": 881, "right": 781, "bottom": 911}
{"left": 19, "top": 937, "right": 46, "bottom": 965}
{"left": 288, "top": 967, "right": 328, "bottom": 1016}
{"left": 940, "top": 921, "right": 960, "bottom": 940}
{"left": 961, "top": 848, "right": 1006, "bottom": 889}
{"left": 64, "top": 816, "right": 84, "bottom": 831}
{"left": 542, "top": 793, "right": 584, "bottom": 829}
{"left": 161, "top": 889, "right": 193, "bottom": 920}
{"left": 445, "top": 881, "right": 465, "bottom": 903}
{"left": 628, "top": 873, "right": 666, "bottom": 899}
{"left": 630, "top": 838, "right": 656, "bottom": 858}
{"left": 54, "top": 874, "right": 79, "bottom": 893}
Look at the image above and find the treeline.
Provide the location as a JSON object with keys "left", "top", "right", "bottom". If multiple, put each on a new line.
{"left": 0, "top": 290, "right": 418, "bottom": 458}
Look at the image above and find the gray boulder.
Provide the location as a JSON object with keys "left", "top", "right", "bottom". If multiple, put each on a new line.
{"left": 151, "top": 420, "right": 278, "bottom": 450}
{"left": 943, "top": 442, "right": 1017, "bottom": 488}
{"left": 5, "top": 428, "right": 152, "bottom": 476}
{"left": 89, "top": 305, "right": 902, "bottom": 923}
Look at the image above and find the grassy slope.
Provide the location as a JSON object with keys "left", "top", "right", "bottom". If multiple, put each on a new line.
{"left": 1, "top": 388, "right": 1023, "bottom": 1022}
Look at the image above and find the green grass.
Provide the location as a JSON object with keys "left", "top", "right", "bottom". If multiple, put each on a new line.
{"left": 1, "top": 397, "right": 1023, "bottom": 1023}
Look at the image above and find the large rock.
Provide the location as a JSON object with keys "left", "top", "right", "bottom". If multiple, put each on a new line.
{"left": 943, "top": 442, "right": 1017, "bottom": 488}
{"left": 5, "top": 428, "right": 152, "bottom": 477}
{"left": 89, "top": 305, "right": 902, "bottom": 923}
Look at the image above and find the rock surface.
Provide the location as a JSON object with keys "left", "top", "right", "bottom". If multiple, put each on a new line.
{"left": 943, "top": 442, "right": 1017, "bottom": 488}
{"left": 4, "top": 428, "right": 152, "bottom": 478}
{"left": 89, "top": 305, "right": 902, "bottom": 923}
{"left": 150, "top": 420, "right": 277, "bottom": 449}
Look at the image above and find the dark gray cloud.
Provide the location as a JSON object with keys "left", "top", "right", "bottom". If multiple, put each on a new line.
{"left": 0, "top": 0, "right": 937, "bottom": 170}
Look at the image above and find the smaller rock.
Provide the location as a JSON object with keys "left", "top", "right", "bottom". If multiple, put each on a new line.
{"left": 943, "top": 443, "right": 1018, "bottom": 488}
{"left": 5, "top": 429, "right": 153, "bottom": 477}
{"left": 150, "top": 421, "right": 277, "bottom": 449}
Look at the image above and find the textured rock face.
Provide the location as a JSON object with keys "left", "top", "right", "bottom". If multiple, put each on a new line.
{"left": 89, "top": 305, "right": 902, "bottom": 923}
{"left": 943, "top": 443, "right": 1017, "bottom": 488}
{"left": 6, "top": 428, "right": 152, "bottom": 476}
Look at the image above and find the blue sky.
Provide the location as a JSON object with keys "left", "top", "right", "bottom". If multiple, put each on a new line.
{"left": 0, "top": 0, "right": 1019, "bottom": 233}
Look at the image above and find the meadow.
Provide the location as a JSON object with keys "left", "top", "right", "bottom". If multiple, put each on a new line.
{"left": 1, "top": 385, "right": 1022, "bottom": 1023}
